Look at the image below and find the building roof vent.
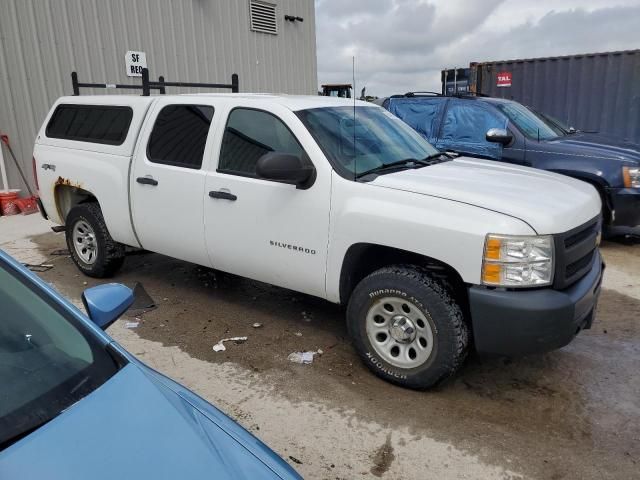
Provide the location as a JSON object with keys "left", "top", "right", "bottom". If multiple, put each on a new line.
{"left": 250, "top": 1, "right": 278, "bottom": 35}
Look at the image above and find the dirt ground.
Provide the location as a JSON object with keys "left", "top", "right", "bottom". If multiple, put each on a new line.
{"left": 2, "top": 215, "right": 639, "bottom": 479}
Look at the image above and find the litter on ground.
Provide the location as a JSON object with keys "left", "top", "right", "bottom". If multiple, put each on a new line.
{"left": 213, "top": 336, "right": 248, "bottom": 352}
{"left": 124, "top": 321, "right": 140, "bottom": 329}
{"left": 23, "top": 263, "right": 53, "bottom": 272}
{"left": 288, "top": 349, "right": 323, "bottom": 364}
{"left": 127, "top": 282, "right": 157, "bottom": 316}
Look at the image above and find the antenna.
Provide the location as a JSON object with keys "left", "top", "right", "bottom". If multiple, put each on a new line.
{"left": 353, "top": 56, "right": 356, "bottom": 181}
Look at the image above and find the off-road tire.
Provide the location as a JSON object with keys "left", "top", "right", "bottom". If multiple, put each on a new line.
{"left": 347, "top": 265, "right": 469, "bottom": 390}
{"left": 65, "top": 203, "right": 125, "bottom": 278}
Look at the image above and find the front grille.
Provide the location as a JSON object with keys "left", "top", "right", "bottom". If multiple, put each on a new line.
{"left": 553, "top": 216, "right": 600, "bottom": 289}
{"left": 566, "top": 250, "right": 595, "bottom": 278}
{"left": 564, "top": 224, "right": 596, "bottom": 249}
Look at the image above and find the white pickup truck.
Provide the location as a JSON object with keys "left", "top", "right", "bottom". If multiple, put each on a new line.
{"left": 33, "top": 93, "right": 604, "bottom": 389}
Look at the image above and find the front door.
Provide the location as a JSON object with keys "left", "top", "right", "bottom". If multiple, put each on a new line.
{"left": 204, "top": 106, "right": 331, "bottom": 298}
{"left": 436, "top": 99, "right": 526, "bottom": 164}
{"left": 130, "top": 101, "right": 215, "bottom": 266}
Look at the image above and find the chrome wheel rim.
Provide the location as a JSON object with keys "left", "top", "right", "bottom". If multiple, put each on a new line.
{"left": 366, "top": 296, "right": 434, "bottom": 369}
{"left": 72, "top": 220, "right": 98, "bottom": 265}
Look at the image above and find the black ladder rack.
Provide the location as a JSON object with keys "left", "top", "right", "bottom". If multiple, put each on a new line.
{"left": 71, "top": 68, "right": 239, "bottom": 96}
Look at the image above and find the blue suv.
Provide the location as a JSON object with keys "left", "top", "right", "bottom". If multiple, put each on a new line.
{"left": 381, "top": 93, "right": 640, "bottom": 228}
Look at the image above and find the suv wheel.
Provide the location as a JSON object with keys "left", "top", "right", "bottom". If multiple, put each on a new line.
{"left": 347, "top": 265, "right": 469, "bottom": 389}
{"left": 66, "top": 203, "right": 125, "bottom": 278}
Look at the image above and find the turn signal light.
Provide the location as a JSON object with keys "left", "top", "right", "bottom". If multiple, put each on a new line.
{"left": 482, "top": 263, "right": 501, "bottom": 283}
{"left": 485, "top": 237, "right": 501, "bottom": 260}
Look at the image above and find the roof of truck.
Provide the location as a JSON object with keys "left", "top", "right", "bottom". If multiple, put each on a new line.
{"left": 54, "top": 94, "right": 374, "bottom": 112}
{"left": 381, "top": 93, "right": 518, "bottom": 106}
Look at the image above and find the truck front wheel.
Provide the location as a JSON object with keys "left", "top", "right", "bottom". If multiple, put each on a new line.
{"left": 65, "top": 203, "right": 125, "bottom": 278}
{"left": 347, "top": 265, "right": 469, "bottom": 389}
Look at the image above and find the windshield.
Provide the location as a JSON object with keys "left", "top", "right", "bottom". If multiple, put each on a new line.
{"left": 0, "top": 261, "right": 120, "bottom": 450}
{"left": 296, "top": 106, "right": 439, "bottom": 178}
{"left": 535, "top": 110, "right": 574, "bottom": 134}
{"left": 495, "top": 102, "right": 565, "bottom": 141}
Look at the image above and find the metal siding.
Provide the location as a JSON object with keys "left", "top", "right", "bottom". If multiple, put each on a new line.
{"left": 471, "top": 50, "right": 640, "bottom": 143}
{"left": 0, "top": 0, "right": 317, "bottom": 194}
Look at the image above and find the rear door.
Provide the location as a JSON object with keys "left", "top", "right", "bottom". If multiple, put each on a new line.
{"left": 203, "top": 104, "right": 331, "bottom": 298}
{"left": 130, "top": 99, "right": 215, "bottom": 266}
{"left": 386, "top": 97, "right": 446, "bottom": 145}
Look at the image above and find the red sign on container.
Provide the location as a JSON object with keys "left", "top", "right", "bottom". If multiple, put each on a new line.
{"left": 497, "top": 72, "right": 512, "bottom": 87}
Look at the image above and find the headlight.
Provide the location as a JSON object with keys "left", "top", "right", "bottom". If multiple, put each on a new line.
{"left": 623, "top": 166, "right": 640, "bottom": 188}
{"left": 482, "top": 234, "right": 554, "bottom": 287}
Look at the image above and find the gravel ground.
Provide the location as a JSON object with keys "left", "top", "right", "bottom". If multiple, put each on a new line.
{"left": 2, "top": 214, "right": 639, "bottom": 479}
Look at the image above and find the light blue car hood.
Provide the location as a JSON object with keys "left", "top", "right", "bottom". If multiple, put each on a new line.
{"left": 0, "top": 362, "right": 299, "bottom": 480}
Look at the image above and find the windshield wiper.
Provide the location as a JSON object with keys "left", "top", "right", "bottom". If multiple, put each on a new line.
{"left": 355, "top": 154, "right": 451, "bottom": 180}
{"left": 423, "top": 152, "right": 455, "bottom": 162}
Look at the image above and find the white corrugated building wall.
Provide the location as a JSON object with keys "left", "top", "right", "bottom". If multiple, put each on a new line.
{"left": 0, "top": 0, "right": 317, "bottom": 195}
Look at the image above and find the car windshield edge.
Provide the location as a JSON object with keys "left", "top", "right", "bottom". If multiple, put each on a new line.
{"left": 296, "top": 105, "right": 442, "bottom": 180}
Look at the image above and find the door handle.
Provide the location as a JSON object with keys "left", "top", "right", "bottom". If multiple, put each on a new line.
{"left": 209, "top": 190, "right": 237, "bottom": 201}
{"left": 136, "top": 176, "right": 158, "bottom": 186}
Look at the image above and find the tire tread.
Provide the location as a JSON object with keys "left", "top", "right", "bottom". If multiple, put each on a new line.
{"left": 348, "top": 264, "right": 469, "bottom": 389}
{"left": 66, "top": 202, "right": 125, "bottom": 278}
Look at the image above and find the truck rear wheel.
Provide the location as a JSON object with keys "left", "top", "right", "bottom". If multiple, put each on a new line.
{"left": 346, "top": 265, "right": 469, "bottom": 389}
{"left": 65, "top": 203, "right": 125, "bottom": 278}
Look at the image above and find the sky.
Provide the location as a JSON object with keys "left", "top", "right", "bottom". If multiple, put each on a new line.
{"left": 314, "top": 0, "right": 640, "bottom": 97}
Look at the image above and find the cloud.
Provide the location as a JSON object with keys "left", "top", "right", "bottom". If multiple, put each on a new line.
{"left": 316, "top": 0, "right": 393, "bottom": 18}
{"left": 316, "top": 0, "right": 640, "bottom": 97}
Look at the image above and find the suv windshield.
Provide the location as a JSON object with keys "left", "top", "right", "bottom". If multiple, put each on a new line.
{"left": 0, "top": 260, "right": 120, "bottom": 450}
{"left": 296, "top": 106, "right": 440, "bottom": 178}
{"left": 535, "top": 110, "right": 575, "bottom": 134}
{"left": 495, "top": 102, "right": 565, "bottom": 141}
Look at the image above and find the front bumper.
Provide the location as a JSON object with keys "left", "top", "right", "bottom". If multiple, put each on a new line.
{"left": 468, "top": 251, "right": 604, "bottom": 356}
{"left": 608, "top": 187, "right": 640, "bottom": 227}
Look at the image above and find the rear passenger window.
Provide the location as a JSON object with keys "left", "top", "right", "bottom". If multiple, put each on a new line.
{"left": 218, "top": 108, "right": 303, "bottom": 176}
{"left": 387, "top": 98, "right": 445, "bottom": 144}
{"left": 147, "top": 105, "right": 214, "bottom": 169}
{"left": 46, "top": 105, "right": 133, "bottom": 145}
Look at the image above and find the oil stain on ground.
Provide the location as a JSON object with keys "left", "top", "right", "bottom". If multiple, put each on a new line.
{"left": 370, "top": 433, "right": 396, "bottom": 477}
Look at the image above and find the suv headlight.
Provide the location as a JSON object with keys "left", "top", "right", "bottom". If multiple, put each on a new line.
{"left": 623, "top": 166, "right": 640, "bottom": 188}
{"left": 482, "top": 234, "right": 554, "bottom": 287}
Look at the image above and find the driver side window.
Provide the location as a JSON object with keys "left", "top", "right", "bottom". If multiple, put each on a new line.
{"left": 436, "top": 100, "right": 507, "bottom": 160}
{"left": 218, "top": 108, "right": 304, "bottom": 177}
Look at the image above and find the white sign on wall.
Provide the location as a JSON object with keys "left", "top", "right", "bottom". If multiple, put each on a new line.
{"left": 125, "top": 51, "right": 147, "bottom": 77}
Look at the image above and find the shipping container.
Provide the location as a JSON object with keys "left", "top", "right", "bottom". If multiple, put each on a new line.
{"left": 441, "top": 50, "right": 640, "bottom": 143}
{"left": 441, "top": 68, "right": 471, "bottom": 96}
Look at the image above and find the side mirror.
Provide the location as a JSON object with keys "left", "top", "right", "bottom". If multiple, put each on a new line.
{"left": 486, "top": 128, "right": 513, "bottom": 145}
{"left": 82, "top": 283, "right": 134, "bottom": 330}
{"left": 568, "top": 127, "right": 577, "bottom": 134}
{"left": 256, "top": 152, "right": 315, "bottom": 189}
